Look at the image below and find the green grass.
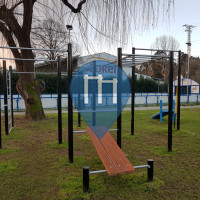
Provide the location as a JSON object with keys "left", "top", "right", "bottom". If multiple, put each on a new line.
{"left": 0, "top": 161, "right": 19, "bottom": 175}
{"left": 151, "top": 146, "right": 177, "bottom": 156}
{"left": 0, "top": 108, "right": 200, "bottom": 199}
{"left": 0, "top": 148, "right": 19, "bottom": 154}
{"left": 48, "top": 142, "right": 68, "bottom": 149}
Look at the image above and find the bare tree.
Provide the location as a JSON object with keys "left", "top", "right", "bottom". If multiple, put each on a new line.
{"left": 150, "top": 35, "right": 180, "bottom": 81}
{"left": 31, "top": 19, "right": 80, "bottom": 60}
{"left": 151, "top": 35, "right": 180, "bottom": 51}
{"left": 0, "top": 0, "right": 174, "bottom": 120}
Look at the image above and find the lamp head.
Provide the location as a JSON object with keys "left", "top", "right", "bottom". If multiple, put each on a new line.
{"left": 66, "top": 25, "right": 73, "bottom": 30}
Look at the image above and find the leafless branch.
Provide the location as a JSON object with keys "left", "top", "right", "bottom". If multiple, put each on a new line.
{"left": 10, "top": 0, "right": 23, "bottom": 11}
{"left": 60, "top": 0, "right": 86, "bottom": 13}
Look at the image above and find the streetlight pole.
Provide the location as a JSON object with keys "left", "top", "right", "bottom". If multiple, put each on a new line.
{"left": 66, "top": 25, "right": 73, "bottom": 44}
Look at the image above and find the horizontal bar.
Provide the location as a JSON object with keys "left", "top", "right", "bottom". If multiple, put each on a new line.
{"left": 0, "top": 46, "right": 68, "bottom": 52}
{"left": 73, "top": 130, "right": 87, "bottom": 133}
{"left": 13, "top": 72, "right": 57, "bottom": 75}
{"left": 135, "top": 47, "right": 179, "bottom": 52}
{"left": 134, "top": 165, "right": 149, "bottom": 169}
{"left": 89, "top": 170, "right": 107, "bottom": 175}
{"left": 89, "top": 164, "right": 150, "bottom": 175}
{"left": 12, "top": 71, "right": 68, "bottom": 76}
{"left": 122, "top": 57, "right": 154, "bottom": 60}
{"left": 122, "top": 58, "right": 156, "bottom": 61}
{"left": 122, "top": 61, "right": 151, "bottom": 65}
{"left": 122, "top": 59, "right": 152, "bottom": 62}
{"left": 122, "top": 60, "right": 152, "bottom": 63}
{"left": 73, "top": 109, "right": 117, "bottom": 113}
{"left": 0, "top": 57, "right": 57, "bottom": 62}
{"left": 73, "top": 110, "right": 79, "bottom": 113}
{"left": 122, "top": 54, "right": 170, "bottom": 58}
{"left": 109, "top": 129, "right": 118, "bottom": 131}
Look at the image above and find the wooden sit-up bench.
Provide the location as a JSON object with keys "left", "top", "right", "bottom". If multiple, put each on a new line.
{"left": 83, "top": 127, "right": 154, "bottom": 193}
{"left": 86, "top": 127, "right": 135, "bottom": 176}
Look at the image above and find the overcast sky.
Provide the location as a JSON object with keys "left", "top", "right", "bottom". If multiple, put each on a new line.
{"left": 1, "top": 0, "right": 199, "bottom": 68}
{"left": 89, "top": 0, "right": 200, "bottom": 57}
{"left": 122, "top": 0, "right": 200, "bottom": 57}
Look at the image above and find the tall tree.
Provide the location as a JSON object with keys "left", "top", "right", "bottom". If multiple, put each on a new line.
{"left": 150, "top": 35, "right": 180, "bottom": 81}
{"left": 0, "top": 0, "right": 174, "bottom": 120}
{"left": 0, "top": 0, "right": 45, "bottom": 120}
{"left": 31, "top": 19, "right": 80, "bottom": 60}
{"left": 151, "top": 35, "right": 180, "bottom": 51}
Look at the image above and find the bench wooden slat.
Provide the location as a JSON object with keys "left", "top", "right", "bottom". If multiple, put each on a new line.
{"left": 101, "top": 132, "right": 129, "bottom": 174}
{"left": 102, "top": 131, "right": 135, "bottom": 173}
{"left": 87, "top": 127, "right": 118, "bottom": 175}
{"left": 87, "top": 127, "right": 135, "bottom": 176}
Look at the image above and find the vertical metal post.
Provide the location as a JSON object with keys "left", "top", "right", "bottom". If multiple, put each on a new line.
{"left": 131, "top": 47, "right": 135, "bottom": 135}
{"left": 177, "top": 51, "right": 181, "bottom": 131}
{"left": 68, "top": 43, "right": 73, "bottom": 163}
{"left": 117, "top": 48, "right": 122, "bottom": 148}
{"left": 9, "top": 66, "right": 14, "bottom": 128}
{"left": 57, "top": 56, "right": 62, "bottom": 144}
{"left": 0, "top": 97, "right": 2, "bottom": 149}
{"left": 92, "top": 61, "right": 96, "bottom": 126}
{"left": 147, "top": 159, "right": 154, "bottom": 182}
{"left": 83, "top": 166, "right": 90, "bottom": 193}
{"left": 3, "top": 61, "right": 8, "bottom": 135}
{"left": 78, "top": 108, "right": 81, "bottom": 127}
{"left": 168, "top": 52, "right": 174, "bottom": 152}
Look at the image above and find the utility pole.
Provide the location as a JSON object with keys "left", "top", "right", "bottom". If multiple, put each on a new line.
{"left": 183, "top": 24, "right": 196, "bottom": 104}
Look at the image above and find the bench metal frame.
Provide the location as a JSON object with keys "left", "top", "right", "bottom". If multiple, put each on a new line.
{"left": 83, "top": 159, "right": 154, "bottom": 193}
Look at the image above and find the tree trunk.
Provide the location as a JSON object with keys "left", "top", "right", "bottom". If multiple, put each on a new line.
{"left": 16, "top": 60, "right": 45, "bottom": 120}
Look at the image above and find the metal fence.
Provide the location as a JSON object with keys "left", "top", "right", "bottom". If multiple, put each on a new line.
{"left": 0, "top": 93, "right": 200, "bottom": 111}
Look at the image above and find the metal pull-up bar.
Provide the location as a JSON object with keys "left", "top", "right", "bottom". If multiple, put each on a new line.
{"left": 1, "top": 56, "right": 64, "bottom": 148}
{"left": 0, "top": 46, "right": 68, "bottom": 52}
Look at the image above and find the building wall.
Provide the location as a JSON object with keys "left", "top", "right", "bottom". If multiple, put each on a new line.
{"left": 173, "top": 78, "right": 200, "bottom": 94}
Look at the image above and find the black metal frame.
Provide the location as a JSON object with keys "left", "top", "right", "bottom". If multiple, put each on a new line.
{"left": 3, "top": 61, "right": 9, "bottom": 135}
{"left": 83, "top": 159, "right": 154, "bottom": 193}
{"left": 67, "top": 46, "right": 123, "bottom": 162}
{"left": 120, "top": 47, "right": 181, "bottom": 152}
{"left": 177, "top": 51, "right": 181, "bottom": 130}
{"left": 0, "top": 94, "right": 2, "bottom": 149}
{"left": 131, "top": 47, "right": 136, "bottom": 135}
{"left": 9, "top": 66, "right": 14, "bottom": 128}
{"left": 68, "top": 43, "right": 74, "bottom": 163}
{"left": 117, "top": 48, "right": 122, "bottom": 148}
{"left": 1, "top": 56, "right": 63, "bottom": 147}
{"left": 168, "top": 52, "right": 174, "bottom": 152}
{"left": 66, "top": 46, "right": 183, "bottom": 193}
{"left": 57, "top": 56, "right": 62, "bottom": 144}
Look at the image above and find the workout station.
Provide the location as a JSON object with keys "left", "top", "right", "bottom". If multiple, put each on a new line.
{"left": 0, "top": 44, "right": 182, "bottom": 193}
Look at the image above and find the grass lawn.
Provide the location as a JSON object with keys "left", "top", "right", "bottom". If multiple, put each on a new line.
{"left": 0, "top": 108, "right": 200, "bottom": 200}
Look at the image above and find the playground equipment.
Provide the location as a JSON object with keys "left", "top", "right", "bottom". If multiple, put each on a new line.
{"left": 0, "top": 46, "right": 68, "bottom": 148}
{"left": 0, "top": 44, "right": 183, "bottom": 192}
{"left": 83, "top": 127, "right": 153, "bottom": 193}
{"left": 127, "top": 48, "right": 182, "bottom": 136}
{"left": 152, "top": 100, "right": 176, "bottom": 123}
{"left": 65, "top": 44, "right": 184, "bottom": 191}
{"left": 67, "top": 44, "right": 156, "bottom": 192}
{"left": 2, "top": 63, "right": 14, "bottom": 135}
